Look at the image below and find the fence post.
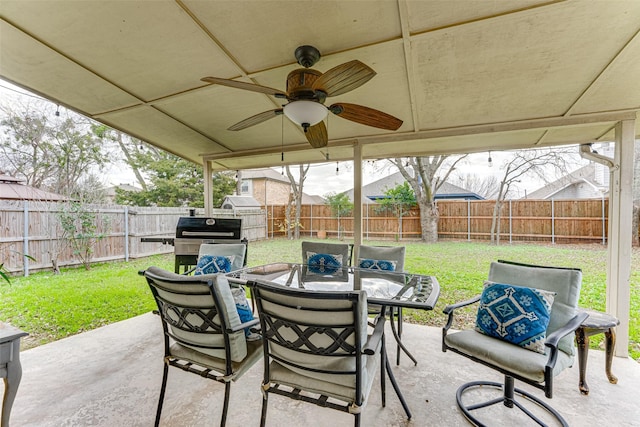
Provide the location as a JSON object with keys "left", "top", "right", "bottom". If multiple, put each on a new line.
{"left": 602, "top": 194, "right": 606, "bottom": 245}
{"left": 551, "top": 199, "right": 555, "bottom": 244}
{"left": 263, "top": 207, "right": 268, "bottom": 240}
{"left": 270, "top": 205, "right": 274, "bottom": 238}
{"left": 365, "top": 204, "right": 369, "bottom": 240}
{"left": 310, "top": 204, "right": 314, "bottom": 237}
{"left": 509, "top": 199, "right": 513, "bottom": 244}
{"left": 23, "top": 201, "right": 30, "bottom": 277}
{"left": 124, "top": 206, "right": 129, "bottom": 262}
{"left": 467, "top": 199, "right": 471, "bottom": 241}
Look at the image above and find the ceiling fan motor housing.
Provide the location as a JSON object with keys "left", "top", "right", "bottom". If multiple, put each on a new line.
{"left": 286, "top": 68, "right": 325, "bottom": 102}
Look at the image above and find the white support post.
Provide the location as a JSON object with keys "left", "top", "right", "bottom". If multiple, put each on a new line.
{"left": 203, "top": 160, "right": 213, "bottom": 217}
{"left": 607, "top": 119, "right": 634, "bottom": 357}
{"left": 353, "top": 142, "right": 363, "bottom": 262}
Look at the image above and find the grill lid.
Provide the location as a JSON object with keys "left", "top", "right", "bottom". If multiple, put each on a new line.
{"left": 175, "top": 217, "right": 242, "bottom": 240}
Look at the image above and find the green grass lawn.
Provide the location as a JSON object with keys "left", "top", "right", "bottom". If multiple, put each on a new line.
{"left": 1, "top": 239, "right": 638, "bottom": 360}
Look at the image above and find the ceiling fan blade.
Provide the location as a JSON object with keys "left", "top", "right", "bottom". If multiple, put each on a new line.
{"left": 305, "top": 121, "right": 328, "bottom": 148}
{"left": 201, "top": 77, "right": 287, "bottom": 98}
{"left": 228, "top": 109, "right": 283, "bottom": 131}
{"left": 312, "top": 60, "right": 376, "bottom": 97}
{"left": 330, "top": 103, "right": 403, "bottom": 130}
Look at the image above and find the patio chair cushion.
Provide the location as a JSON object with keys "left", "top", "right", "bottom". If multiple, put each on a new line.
{"left": 194, "top": 255, "right": 234, "bottom": 274}
{"left": 169, "top": 338, "right": 263, "bottom": 381}
{"left": 444, "top": 329, "right": 574, "bottom": 383}
{"left": 475, "top": 281, "right": 555, "bottom": 354}
{"left": 357, "top": 258, "right": 397, "bottom": 271}
{"left": 268, "top": 346, "right": 380, "bottom": 404}
{"left": 306, "top": 252, "right": 344, "bottom": 275}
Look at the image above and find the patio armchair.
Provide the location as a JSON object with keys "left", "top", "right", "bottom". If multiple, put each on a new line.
{"left": 442, "top": 260, "right": 588, "bottom": 426}
{"left": 249, "top": 279, "right": 411, "bottom": 427}
{"left": 142, "top": 266, "right": 263, "bottom": 427}
{"left": 356, "top": 245, "right": 412, "bottom": 366}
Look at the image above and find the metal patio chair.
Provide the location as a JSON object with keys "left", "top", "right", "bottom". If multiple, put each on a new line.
{"left": 442, "top": 260, "right": 588, "bottom": 426}
{"left": 142, "top": 267, "right": 262, "bottom": 427}
{"left": 356, "top": 245, "right": 412, "bottom": 366}
{"left": 250, "top": 279, "right": 411, "bottom": 427}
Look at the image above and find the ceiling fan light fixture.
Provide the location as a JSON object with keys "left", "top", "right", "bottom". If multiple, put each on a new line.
{"left": 283, "top": 100, "right": 328, "bottom": 129}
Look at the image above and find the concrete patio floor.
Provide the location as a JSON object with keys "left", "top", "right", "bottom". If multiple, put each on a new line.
{"left": 6, "top": 312, "right": 640, "bottom": 426}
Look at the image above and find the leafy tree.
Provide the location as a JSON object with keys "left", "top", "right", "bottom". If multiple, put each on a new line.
{"left": 92, "top": 125, "right": 148, "bottom": 191}
{"left": 378, "top": 181, "right": 416, "bottom": 239}
{"left": 390, "top": 155, "right": 467, "bottom": 243}
{"left": 94, "top": 128, "right": 236, "bottom": 207}
{"left": 0, "top": 100, "right": 107, "bottom": 197}
{"left": 325, "top": 192, "right": 353, "bottom": 240}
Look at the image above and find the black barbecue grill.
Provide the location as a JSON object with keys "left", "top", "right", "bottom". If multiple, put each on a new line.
{"left": 141, "top": 216, "right": 246, "bottom": 273}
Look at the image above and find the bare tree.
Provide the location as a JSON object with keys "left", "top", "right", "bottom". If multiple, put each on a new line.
{"left": 490, "top": 148, "right": 576, "bottom": 244}
{"left": 285, "top": 164, "right": 309, "bottom": 239}
{"left": 455, "top": 173, "right": 500, "bottom": 199}
{"left": 391, "top": 155, "right": 467, "bottom": 242}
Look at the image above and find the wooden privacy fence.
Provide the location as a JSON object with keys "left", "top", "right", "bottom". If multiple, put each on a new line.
{"left": 0, "top": 201, "right": 265, "bottom": 275}
{"left": 265, "top": 198, "right": 610, "bottom": 244}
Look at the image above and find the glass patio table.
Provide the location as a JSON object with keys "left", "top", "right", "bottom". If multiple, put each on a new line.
{"left": 226, "top": 262, "right": 440, "bottom": 311}
{"left": 227, "top": 262, "right": 440, "bottom": 418}
{"left": 228, "top": 263, "right": 439, "bottom": 364}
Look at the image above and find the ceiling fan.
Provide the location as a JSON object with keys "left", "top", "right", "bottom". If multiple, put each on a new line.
{"left": 201, "top": 45, "right": 403, "bottom": 148}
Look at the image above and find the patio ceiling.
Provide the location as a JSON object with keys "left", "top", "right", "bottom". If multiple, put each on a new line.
{"left": 1, "top": 0, "right": 639, "bottom": 171}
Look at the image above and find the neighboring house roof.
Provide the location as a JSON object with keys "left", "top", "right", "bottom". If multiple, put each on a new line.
{"left": 525, "top": 164, "right": 608, "bottom": 200}
{"left": 342, "top": 171, "right": 484, "bottom": 203}
{"left": 105, "top": 183, "right": 142, "bottom": 198}
{"left": 241, "top": 167, "right": 324, "bottom": 205}
{"left": 240, "top": 168, "right": 290, "bottom": 184}
{"left": 303, "top": 194, "right": 326, "bottom": 204}
{"left": 221, "top": 195, "right": 261, "bottom": 209}
{"left": 0, "top": 173, "right": 68, "bottom": 201}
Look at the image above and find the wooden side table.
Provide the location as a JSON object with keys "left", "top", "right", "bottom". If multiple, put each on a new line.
{"left": 574, "top": 309, "right": 619, "bottom": 395}
{"left": 1, "top": 323, "right": 28, "bottom": 427}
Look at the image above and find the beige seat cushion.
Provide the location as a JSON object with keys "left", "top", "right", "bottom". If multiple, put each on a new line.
{"left": 444, "top": 330, "right": 573, "bottom": 383}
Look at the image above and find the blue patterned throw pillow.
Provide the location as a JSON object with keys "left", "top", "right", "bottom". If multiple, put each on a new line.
{"left": 194, "top": 255, "right": 234, "bottom": 275}
{"left": 307, "top": 252, "right": 343, "bottom": 275}
{"left": 358, "top": 258, "right": 397, "bottom": 271}
{"left": 475, "top": 281, "right": 556, "bottom": 354}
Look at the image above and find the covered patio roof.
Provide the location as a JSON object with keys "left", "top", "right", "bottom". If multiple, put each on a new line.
{"left": 1, "top": 1, "right": 639, "bottom": 168}
{"left": 1, "top": 1, "right": 637, "bottom": 356}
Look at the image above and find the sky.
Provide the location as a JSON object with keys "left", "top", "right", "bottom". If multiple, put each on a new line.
{"left": 1, "top": 79, "right": 590, "bottom": 198}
